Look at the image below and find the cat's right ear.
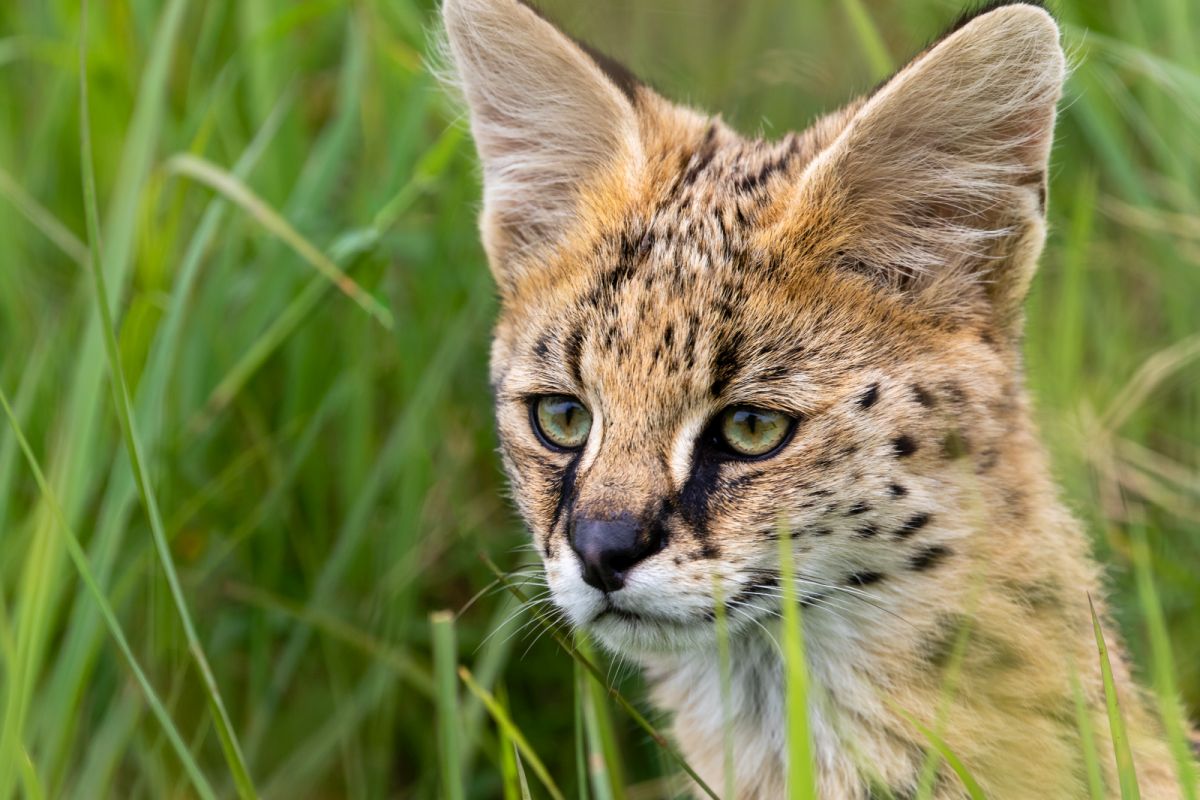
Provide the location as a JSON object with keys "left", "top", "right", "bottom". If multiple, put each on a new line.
{"left": 441, "top": 0, "right": 644, "bottom": 289}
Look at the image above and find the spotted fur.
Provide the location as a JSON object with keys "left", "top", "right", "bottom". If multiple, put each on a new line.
{"left": 442, "top": 1, "right": 1192, "bottom": 797}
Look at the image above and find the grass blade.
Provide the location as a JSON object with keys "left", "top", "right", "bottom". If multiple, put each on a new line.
{"left": 0, "top": 388, "right": 218, "bottom": 800}
{"left": 1128, "top": 529, "right": 1198, "bottom": 798}
{"left": 165, "top": 153, "right": 393, "bottom": 330}
{"left": 1089, "top": 595, "right": 1141, "bottom": 800}
{"left": 1071, "top": 665, "right": 1108, "bottom": 800}
{"left": 577, "top": 634, "right": 622, "bottom": 800}
{"left": 838, "top": 0, "right": 892, "bottom": 80}
{"left": 459, "top": 665, "right": 565, "bottom": 800}
{"left": 0, "top": 166, "right": 89, "bottom": 266}
{"left": 778, "top": 529, "right": 816, "bottom": 800}
{"left": 513, "top": 744, "right": 534, "bottom": 800}
{"left": 432, "top": 611, "right": 466, "bottom": 800}
{"left": 890, "top": 705, "right": 986, "bottom": 800}
{"left": 712, "top": 576, "right": 735, "bottom": 800}
{"left": 78, "top": 5, "right": 257, "bottom": 796}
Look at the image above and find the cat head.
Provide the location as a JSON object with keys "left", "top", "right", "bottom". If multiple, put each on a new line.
{"left": 443, "top": 0, "right": 1065, "bottom": 655}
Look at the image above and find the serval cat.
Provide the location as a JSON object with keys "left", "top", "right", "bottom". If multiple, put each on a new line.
{"left": 442, "top": 0, "right": 1192, "bottom": 796}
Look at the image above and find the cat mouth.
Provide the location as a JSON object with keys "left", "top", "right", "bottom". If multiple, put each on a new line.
{"left": 592, "top": 601, "right": 711, "bottom": 629}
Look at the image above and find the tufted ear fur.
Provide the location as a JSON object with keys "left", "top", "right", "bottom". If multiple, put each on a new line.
{"left": 441, "top": 0, "right": 644, "bottom": 288}
{"left": 792, "top": 3, "right": 1065, "bottom": 333}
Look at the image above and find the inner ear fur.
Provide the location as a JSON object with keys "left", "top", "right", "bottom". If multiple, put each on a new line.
{"left": 790, "top": 3, "right": 1065, "bottom": 332}
{"left": 442, "top": 0, "right": 646, "bottom": 289}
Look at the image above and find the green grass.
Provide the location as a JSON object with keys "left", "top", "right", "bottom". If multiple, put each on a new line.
{"left": 0, "top": 0, "right": 1196, "bottom": 797}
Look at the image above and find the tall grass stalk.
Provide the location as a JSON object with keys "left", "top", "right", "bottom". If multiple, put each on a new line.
{"left": 712, "top": 576, "right": 736, "bottom": 800}
{"left": 432, "top": 611, "right": 466, "bottom": 800}
{"left": 0, "top": 389, "right": 218, "bottom": 800}
{"left": 778, "top": 529, "right": 816, "bottom": 800}
{"left": 1091, "top": 596, "right": 1142, "bottom": 800}
{"left": 77, "top": 3, "right": 256, "bottom": 796}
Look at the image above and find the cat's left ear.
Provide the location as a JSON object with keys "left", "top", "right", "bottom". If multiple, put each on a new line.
{"left": 791, "top": 3, "right": 1065, "bottom": 334}
{"left": 442, "top": 0, "right": 644, "bottom": 290}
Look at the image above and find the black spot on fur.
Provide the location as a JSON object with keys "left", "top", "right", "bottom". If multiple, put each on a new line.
{"left": 813, "top": 527, "right": 832, "bottom": 536}
{"left": 869, "top": 784, "right": 916, "bottom": 800}
{"left": 564, "top": 327, "right": 585, "bottom": 385}
{"left": 730, "top": 574, "right": 778, "bottom": 608}
{"left": 847, "top": 570, "right": 885, "bottom": 587}
{"left": 846, "top": 502, "right": 870, "bottom": 516}
{"left": 892, "top": 435, "right": 918, "bottom": 457}
{"left": 709, "top": 331, "right": 744, "bottom": 397}
{"left": 698, "top": 542, "right": 721, "bottom": 559}
{"left": 912, "top": 384, "right": 936, "bottom": 408}
{"left": 895, "top": 513, "right": 931, "bottom": 539}
{"left": 1007, "top": 578, "right": 1063, "bottom": 612}
{"left": 943, "top": 382, "right": 968, "bottom": 406}
{"left": 976, "top": 448, "right": 999, "bottom": 472}
{"left": 889, "top": 483, "right": 908, "bottom": 497}
{"left": 533, "top": 335, "right": 551, "bottom": 359}
{"left": 921, "top": 614, "right": 972, "bottom": 670}
{"left": 720, "top": 468, "right": 766, "bottom": 494}
{"left": 856, "top": 524, "right": 880, "bottom": 538}
{"left": 858, "top": 383, "right": 880, "bottom": 409}
{"left": 909, "top": 544, "right": 951, "bottom": 571}
{"left": 800, "top": 591, "right": 829, "bottom": 609}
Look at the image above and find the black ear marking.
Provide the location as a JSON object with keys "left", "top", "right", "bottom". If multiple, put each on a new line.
{"left": 945, "top": 1, "right": 1051, "bottom": 41}
{"left": 515, "top": 0, "right": 642, "bottom": 102}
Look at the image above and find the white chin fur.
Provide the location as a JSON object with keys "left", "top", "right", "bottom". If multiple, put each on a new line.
{"left": 546, "top": 554, "right": 767, "bottom": 657}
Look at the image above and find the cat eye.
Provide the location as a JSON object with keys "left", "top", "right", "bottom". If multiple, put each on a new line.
{"left": 531, "top": 395, "right": 593, "bottom": 451}
{"left": 716, "top": 405, "right": 793, "bottom": 458}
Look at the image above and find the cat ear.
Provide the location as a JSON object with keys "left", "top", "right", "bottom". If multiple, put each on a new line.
{"left": 442, "top": 0, "right": 643, "bottom": 287}
{"left": 793, "top": 3, "right": 1065, "bottom": 332}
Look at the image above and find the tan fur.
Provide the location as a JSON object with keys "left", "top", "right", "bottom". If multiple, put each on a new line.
{"left": 442, "top": 1, "right": 1193, "bottom": 797}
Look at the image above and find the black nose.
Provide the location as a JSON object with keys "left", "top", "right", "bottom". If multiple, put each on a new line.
{"left": 569, "top": 514, "right": 665, "bottom": 593}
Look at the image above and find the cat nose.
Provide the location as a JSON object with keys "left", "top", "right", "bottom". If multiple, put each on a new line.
{"left": 569, "top": 515, "right": 664, "bottom": 593}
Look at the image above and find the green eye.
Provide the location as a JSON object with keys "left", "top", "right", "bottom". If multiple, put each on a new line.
{"left": 717, "top": 405, "right": 793, "bottom": 458}
{"left": 532, "top": 395, "right": 593, "bottom": 450}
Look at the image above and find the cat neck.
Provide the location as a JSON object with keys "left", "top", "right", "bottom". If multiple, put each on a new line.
{"left": 634, "top": 493, "right": 1124, "bottom": 798}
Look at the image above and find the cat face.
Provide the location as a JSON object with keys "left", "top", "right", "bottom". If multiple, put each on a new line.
{"left": 444, "top": 0, "right": 1063, "bottom": 655}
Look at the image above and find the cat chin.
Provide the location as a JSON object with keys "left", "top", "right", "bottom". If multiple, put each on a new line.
{"left": 588, "top": 617, "right": 713, "bottom": 656}
{"left": 585, "top": 611, "right": 754, "bottom": 658}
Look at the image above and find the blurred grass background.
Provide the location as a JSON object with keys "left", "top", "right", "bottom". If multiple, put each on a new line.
{"left": 0, "top": 0, "right": 1196, "bottom": 797}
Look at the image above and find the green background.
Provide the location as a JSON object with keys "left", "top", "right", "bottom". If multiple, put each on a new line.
{"left": 0, "top": 0, "right": 1196, "bottom": 797}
